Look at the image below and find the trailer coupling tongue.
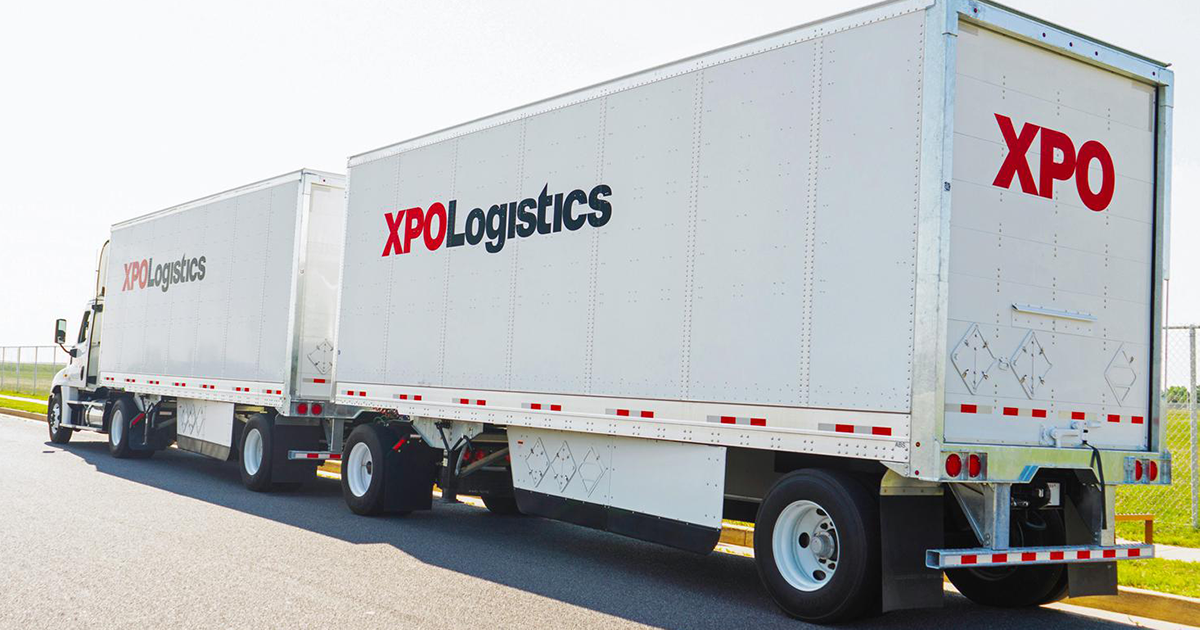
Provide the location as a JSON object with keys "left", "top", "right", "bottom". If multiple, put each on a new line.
{"left": 925, "top": 543, "right": 1152, "bottom": 569}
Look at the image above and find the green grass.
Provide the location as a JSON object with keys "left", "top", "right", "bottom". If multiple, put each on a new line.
{"left": 1117, "top": 520, "right": 1200, "bottom": 549}
{"left": 1118, "top": 558, "right": 1200, "bottom": 598}
{"left": 0, "top": 360, "right": 65, "bottom": 399}
{"left": 0, "top": 397, "right": 48, "bottom": 415}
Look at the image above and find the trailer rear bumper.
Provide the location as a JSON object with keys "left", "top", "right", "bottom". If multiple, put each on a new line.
{"left": 926, "top": 543, "right": 1153, "bottom": 569}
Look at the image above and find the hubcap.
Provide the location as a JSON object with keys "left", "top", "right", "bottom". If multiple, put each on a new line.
{"left": 346, "top": 442, "right": 374, "bottom": 498}
{"left": 110, "top": 408, "right": 124, "bottom": 446}
{"left": 243, "top": 428, "right": 264, "bottom": 476}
{"left": 773, "top": 499, "right": 840, "bottom": 592}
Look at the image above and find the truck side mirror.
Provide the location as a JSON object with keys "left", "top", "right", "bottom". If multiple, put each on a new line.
{"left": 55, "top": 319, "right": 68, "bottom": 344}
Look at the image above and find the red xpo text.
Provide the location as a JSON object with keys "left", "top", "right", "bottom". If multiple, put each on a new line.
{"left": 382, "top": 183, "right": 613, "bottom": 257}
{"left": 991, "top": 113, "right": 1115, "bottom": 212}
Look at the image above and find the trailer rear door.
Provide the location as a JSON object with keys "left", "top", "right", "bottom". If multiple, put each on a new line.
{"left": 943, "top": 23, "right": 1157, "bottom": 450}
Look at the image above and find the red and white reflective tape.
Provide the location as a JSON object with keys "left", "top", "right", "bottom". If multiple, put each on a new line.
{"left": 172, "top": 381, "right": 187, "bottom": 387}
{"left": 928, "top": 543, "right": 1151, "bottom": 568}
{"left": 305, "top": 378, "right": 328, "bottom": 384}
{"left": 945, "top": 403, "right": 1049, "bottom": 418}
{"left": 147, "top": 380, "right": 161, "bottom": 385}
{"left": 264, "top": 389, "right": 282, "bottom": 395}
{"left": 707, "top": 415, "right": 767, "bottom": 427}
{"left": 818, "top": 422, "right": 893, "bottom": 437}
{"left": 234, "top": 387, "right": 250, "bottom": 392}
{"left": 394, "top": 393, "right": 424, "bottom": 401}
{"left": 287, "top": 450, "right": 342, "bottom": 461}
{"left": 608, "top": 408, "right": 654, "bottom": 418}
{"left": 457, "top": 398, "right": 487, "bottom": 406}
{"left": 200, "top": 384, "right": 215, "bottom": 390}
{"left": 345, "top": 390, "right": 368, "bottom": 397}
{"left": 948, "top": 404, "right": 1143, "bottom": 424}
{"left": 523, "top": 402, "right": 563, "bottom": 412}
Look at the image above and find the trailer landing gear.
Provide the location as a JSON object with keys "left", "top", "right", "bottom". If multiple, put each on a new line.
{"left": 753, "top": 469, "right": 880, "bottom": 624}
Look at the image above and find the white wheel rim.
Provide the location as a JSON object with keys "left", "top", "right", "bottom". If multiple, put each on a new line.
{"left": 772, "top": 499, "right": 840, "bottom": 592}
{"left": 346, "top": 441, "right": 374, "bottom": 498}
{"left": 50, "top": 400, "right": 61, "bottom": 430}
{"left": 110, "top": 408, "right": 124, "bottom": 446}
{"left": 243, "top": 428, "right": 264, "bottom": 476}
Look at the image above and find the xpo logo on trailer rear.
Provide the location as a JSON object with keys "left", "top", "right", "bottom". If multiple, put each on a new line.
{"left": 329, "top": 0, "right": 1172, "bottom": 623}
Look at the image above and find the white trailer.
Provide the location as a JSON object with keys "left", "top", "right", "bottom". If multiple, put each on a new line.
{"left": 329, "top": 0, "right": 1172, "bottom": 622}
{"left": 50, "top": 169, "right": 350, "bottom": 489}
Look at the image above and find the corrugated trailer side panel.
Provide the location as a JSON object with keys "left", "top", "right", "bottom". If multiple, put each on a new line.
{"left": 101, "top": 176, "right": 301, "bottom": 395}
{"left": 336, "top": 2, "right": 931, "bottom": 448}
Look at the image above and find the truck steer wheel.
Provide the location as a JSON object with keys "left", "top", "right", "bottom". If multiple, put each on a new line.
{"left": 240, "top": 414, "right": 279, "bottom": 492}
{"left": 754, "top": 469, "right": 880, "bottom": 623}
{"left": 47, "top": 392, "right": 72, "bottom": 444}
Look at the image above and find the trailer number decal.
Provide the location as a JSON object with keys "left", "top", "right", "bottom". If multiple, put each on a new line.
{"left": 382, "top": 183, "right": 613, "bottom": 257}
{"left": 991, "top": 113, "right": 1114, "bottom": 212}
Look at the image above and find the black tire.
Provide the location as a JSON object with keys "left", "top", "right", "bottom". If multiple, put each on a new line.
{"left": 341, "top": 423, "right": 400, "bottom": 516}
{"left": 240, "top": 414, "right": 279, "bottom": 492}
{"left": 47, "top": 391, "right": 72, "bottom": 444}
{"left": 946, "top": 510, "right": 1069, "bottom": 608}
{"left": 753, "top": 469, "right": 881, "bottom": 623}
{"left": 107, "top": 397, "right": 152, "bottom": 459}
{"left": 481, "top": 495, "right": 522, "bottom": 515}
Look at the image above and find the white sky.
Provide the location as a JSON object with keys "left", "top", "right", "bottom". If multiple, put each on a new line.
{"left": 1, "top": 0, "right": 1196, "bottom": 346}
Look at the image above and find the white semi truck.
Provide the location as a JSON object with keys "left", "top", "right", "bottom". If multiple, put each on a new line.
{"left": 50, "top": 169, "right": 351, "bottom": 489}
{"left": 51, "top": 0, "right": 1172, "bottom": 623}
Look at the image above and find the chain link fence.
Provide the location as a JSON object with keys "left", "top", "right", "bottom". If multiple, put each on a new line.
{"left": 1115, "top": 325, "right": 1199, "bottom": 544}
{"left": 0, "top": 346, "right": 69, "bottom": 399}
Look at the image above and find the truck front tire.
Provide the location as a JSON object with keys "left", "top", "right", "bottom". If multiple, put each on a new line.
{"left": 946, "top": 510, "right": 1069, "bottom": 607}
{"left": 753, "top": 469, "right": 880, "bottom": 623}
{"left": 47, "top": 391, "right": 72, "bottom": 444}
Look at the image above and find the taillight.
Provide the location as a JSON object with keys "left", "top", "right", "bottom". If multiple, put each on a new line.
{"left": 1148, "top": 460, "right": 1158, "bottom": 481}
{"left": 1134, "top": 459, "right": 1144, "bottom": 481}
{"left": 311, "top": 403, "right": 323, "bottom": 415}
{"left": 296, "top": 402, "right": 309, "bottom": 415}
{"left": 945, "top": 453, "right": 963, "bottom": 478}
{"left": 967, "top": 454, "right": 982, "bottom": 478}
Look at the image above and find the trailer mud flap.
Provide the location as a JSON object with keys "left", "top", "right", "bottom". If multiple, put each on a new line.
{"left": 268, "top": 422, "right": 326, "bottom": 483}
{"left": 385, "top": 433, "right": 440, "bottom": 513}
{"left": 508, "top": 428, "right": 725, "bottom": 554}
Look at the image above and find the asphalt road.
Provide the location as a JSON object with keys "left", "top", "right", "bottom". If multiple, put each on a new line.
{"left": 0, "top": 415, "right": 1143, "bottom": 630}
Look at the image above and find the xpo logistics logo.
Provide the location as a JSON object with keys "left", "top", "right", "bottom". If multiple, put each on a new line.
{"left": 991, "top": 113, "right": 1115, "bottom": 212}
{"left": 121, "top": 254, "right": 207, "bottom": 293}
{"left": 382, "top": 183, "right": 613, "bottom": 256}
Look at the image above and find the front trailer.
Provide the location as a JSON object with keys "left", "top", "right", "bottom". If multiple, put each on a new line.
{"left": 330, "top": 0, "right": 1172, "bottom": 622}
{"left": 49, "top": 169, "right": 358, "bottom": 489}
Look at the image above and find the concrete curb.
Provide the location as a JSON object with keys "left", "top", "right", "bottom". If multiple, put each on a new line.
{"left": 1, "top": 408, "right": 46, "bottom": 422}
{"left": 1067, "top": 586, "right": 1200, "bottom": 627}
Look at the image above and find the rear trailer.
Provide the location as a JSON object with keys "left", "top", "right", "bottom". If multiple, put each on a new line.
{"left": 51, "top": 169, "right": 351, "bottom": 489}
{"left": 332, "top": 0, "right": 1170, "bottom": 621}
